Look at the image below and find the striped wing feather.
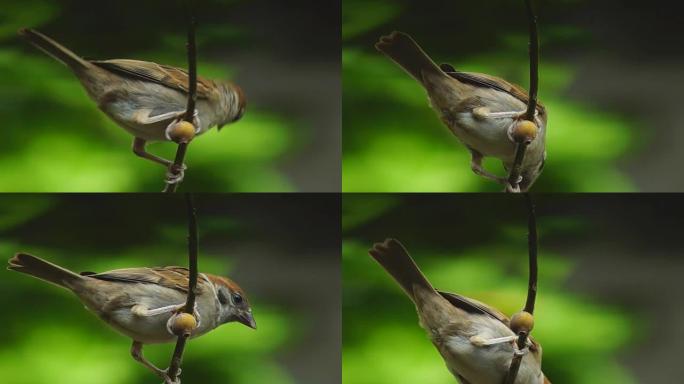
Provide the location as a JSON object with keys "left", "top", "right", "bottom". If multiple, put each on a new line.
{"left": 439, "top": 290, "right": 543, "bottom": 354}
{"left": 91, "top": 59, "right": 215, "bottom": 98}
{"left": 440, "top": 64, "right": 545, "bottom": 114}
{"left": 88, "top": 266, "right": 205, "bottom": 293}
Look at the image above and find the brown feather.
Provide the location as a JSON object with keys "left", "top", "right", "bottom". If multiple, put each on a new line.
{"left": 375, "top": 31, "right": 446, "bottom": 83}
{"left": 88, "top": 266, "right": 210, "bottom": 294}
{"left": 369, "top": 238, "right": 437, "bottom": 302}
{"left": 18, "top": 28, "right": 91, "bottom": 71}
{"left": 370, "top": 239, "right": 543, "bottom": 353}
{"left": 90, "top": 59, "right": 217, "bottom": 99}
{"left": 7, "top": 253, "right": 82, "bottom": 288}
{"left": 206, "top": 274, "right": 245, "bottom": 297}
{"left": 439, "top": 290, "right": 542, "bottom": 353}
{"left": 438, "top": 291, "right": 509, "bottom": 324}
{"left": 443, "top": 70, "right": 546, "bottom": 115}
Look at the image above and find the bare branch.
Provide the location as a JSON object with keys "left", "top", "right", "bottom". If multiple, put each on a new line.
{"left": 506, "top": 0, "right": 540, "bottom": 192}
{"left": 524, "top": 0, "right": 539, "bottom": 121}
{"left": 524, "top": 193, "right": 538, "bottom": 314}
{"left": 163, "top": 16, "right": 197, "bottom": 193}
{"left": 165, "top": 193, "right": 199, "bottom": 383}
{"left": 504, "top": 193, "right": 539, "bottom": 384}
{"left": 506, "top": 143, "right": 529, "bottom": 192}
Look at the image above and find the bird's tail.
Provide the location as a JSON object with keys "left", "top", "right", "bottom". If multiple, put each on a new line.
{"left": 375, "top": 31, "right": 446, "bottom": 84}
{"left": 18, "top": 28, "right": 90, "bottom": 71}
{"left": 369, "top": 238, "right": 438, "bottom": 303}
{"left": 8, "top": 253, "right": 82, "bottom": 289}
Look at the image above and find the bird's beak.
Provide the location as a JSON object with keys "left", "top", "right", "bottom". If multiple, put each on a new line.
{"left": 237, "top": 311, "right": 256, "bottom": 330}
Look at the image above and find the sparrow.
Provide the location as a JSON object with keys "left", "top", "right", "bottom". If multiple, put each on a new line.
{"left": 8, "top": 253, "right": 256, "bottom": 380}
{"left": 376, "top": 31, "right": 547, "bottom": 191}
{"left": 18, "top": 28, "right": 246, "bottom": 181}
{"left": 369, "top": 239, "right": 550, "bottom": 384}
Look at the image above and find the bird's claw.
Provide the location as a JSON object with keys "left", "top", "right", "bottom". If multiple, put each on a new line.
{"left": 513, "top": 346, "right": 529, "bottom": 357}
{"left": 162, "top": 367, "right": 182, "bottom": 384}
{"left": 185, "top": 110, "right": 201, "bottom": 133}
{"left": 469, "top": 335, "right": 517, "bottom": 347}
{"left": 189, "top": 304, "right": 202, "bottom": 328}
{"left": 192, "top": 111, "right": 201, "bottom": 133}
{"left": 165, "top": 163, "right": 188, "bottom": 185}
{"left": 472, "top": 107, "right": 491, "bottom": 120}
{"left": 469, "top": 336, "right": 486, "bottom": 347}
{"left": 504, "top": 176, "right": 523, "bottom": 193}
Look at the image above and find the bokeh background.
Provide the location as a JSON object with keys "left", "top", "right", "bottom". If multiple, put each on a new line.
{"left": 342, "top": 0, "right": 684, "bottom": 192}
{"left": 0, "top": 0, "right": 340, "bottom": 192}
{"left": 343, "top": 194, "right": 684, "bottom": 383}
{"left": 0, "top": 194, "right": 341, "bottom": 384}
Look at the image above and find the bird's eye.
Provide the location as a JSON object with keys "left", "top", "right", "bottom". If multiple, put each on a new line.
{"left": 218, "top": 289, "right": 229, "bottom": 305}
{"left": 232, "top": 293, "right": 243, "bottom": 304}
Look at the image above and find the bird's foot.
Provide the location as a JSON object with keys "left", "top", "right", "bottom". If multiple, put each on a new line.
{"left": 472, "top": 107, "right": 527, "bottom": 120}
{"left": 165, "top": 163, "right": 188, "bottom": 185}
{"left": 504, "top": 176, "right": 523, "bottom": 193}
{"left": 513, "top": 346, "right": 530, "bottom": 356}
{"left": 161, "top": 367, "right": 182, "bottom": 384}
{"left": 470, "top": 335, "right": 517, "bottom": 347}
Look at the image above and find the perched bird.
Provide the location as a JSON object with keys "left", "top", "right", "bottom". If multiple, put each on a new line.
{"left": 369, "top": 239, "right": 549, "bottom": 384}
{"left": 8, "top": 253, "right": 255, "bottom": 380}
{"left": 376, "top": 31, "right": 547, "bottom": 191}
{"left": 18, "top": 28, "right": 246, "bottom": 181}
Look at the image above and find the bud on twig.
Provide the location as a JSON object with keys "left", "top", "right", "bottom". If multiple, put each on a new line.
{"left": 510, "top": 120, "right": 538, "bottom": 144}
{"left": 510, "top": 311, "right": 535, "bottom": 334}
{"left": 166, "top": 121, "right": 196, "bottom": 144}
{"left": 167, "top": 312, "right": 198, "bottom": 337}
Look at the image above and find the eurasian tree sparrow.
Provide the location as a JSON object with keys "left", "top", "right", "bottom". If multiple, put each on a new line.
{"left": 8, "top": 253, "right": 255, "bottom": 380}
{"left": 376, "top": 31, "right": 547, "bottom": 191}
{"left": 19, "top": 28, "right": 246, "bottom": 181}
{"left": 369, "top": 239, "right": 550, "bottom": 384}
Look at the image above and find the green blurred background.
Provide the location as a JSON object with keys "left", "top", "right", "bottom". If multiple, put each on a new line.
{"left": 0, "top": 194, "right": 341, "bottom": 384}
{"left": 343, "top": 194, "right": 684, "bottom": 383}
{"left": 342, "top": 0, "right": 684, "bottom": 192}
{"left": 0, "top": 0, "right": 340, "bottom": 192}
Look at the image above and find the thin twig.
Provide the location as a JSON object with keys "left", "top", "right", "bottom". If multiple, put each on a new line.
{"left": 506, "top": 143, "right": 529, "bottom": 192}
{"left": 163, "top": 16, "right": 197, "bottom": 193}
{"left": 504, "top": 330, "right": 529, "bottom": 384}
{"left": 506, "top": 0, "right": 539, "bottom": 192}
{"left": 503, "top": 193, "right": 539, "bottom": 384}
{"left": 524, "top": 0, "right": 539, "bottom": 121}
{"left": 524, "top": 193, "right": 538, "bottom": 314}
{"left": 165, "top": 193, "right": 199, "bottom": 383}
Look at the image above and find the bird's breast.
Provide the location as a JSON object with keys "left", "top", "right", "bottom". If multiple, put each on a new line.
{"left": 446, "top": 112, "right": 516, "bottom": 160}
{"left": 433, "top": 316, "right": 543, "bottom": 384}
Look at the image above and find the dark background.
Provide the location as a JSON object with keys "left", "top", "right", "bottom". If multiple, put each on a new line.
{"left": 0, "top": 0, "right": 341, "bottom": 192}
{"left": 0, "top": 193, "right": 341, "bottom": 384}
{"left": 343, "top": 0, "right": 684, "bottom": 192}
{"left": 343, "top": 194, "right": 684, "bottom": 383}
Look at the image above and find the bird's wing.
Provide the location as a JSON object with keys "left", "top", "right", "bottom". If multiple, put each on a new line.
{"left": 91, "top": 59, "right": 215, "bottom": 98}
{"left": 88, "top": 266, "right": 200, "bottom": 293}
{"left": 439, "top": 64, "right": 545, "bottom": 114}
{"left": 439, "top": 290, "right": 543, "bottom": 352}
{"left": 438, "top": 290, "right": 510, "bottom": 325}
